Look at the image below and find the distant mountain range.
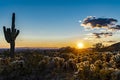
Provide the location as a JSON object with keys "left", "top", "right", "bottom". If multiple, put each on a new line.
{"left": 0, "top": 42, "right": 120, "bottom": 53}
{"left": 0, "top": 47, "right": 59, "bottom": 53}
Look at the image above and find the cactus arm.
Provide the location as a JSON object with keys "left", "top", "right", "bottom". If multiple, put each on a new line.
{"left": 3, "top": 26, "right": 7, "bottom": 37}
{"left": 3, "top": 26, "right": 10, "bottom": 43}
{"left": 12, "top": 13, "right": 15, "bottom": 31}
{"left": 14, "top": 30, "right": 20, "bottom": 39}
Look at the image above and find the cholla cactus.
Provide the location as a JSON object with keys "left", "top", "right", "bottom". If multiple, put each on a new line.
{"left": 94, "top": 60, "right": 103, "bottom": 70}
{"left": 112, "top": 54, "right": 120, "bottom": 63}
{"left": 112, "top": 69, "right": 120, "bottom": 80}
{"left": 63, "top": 59, "right": 77, "bottom": 71}
{"left": 76, "top": 61, "right": 90, "bottom": 72}
{"left": 103, "top": 52, "right": 112, "bottom": 62}
{"left": 50, "top": 57, "right": 64, "bottom": 69}
{"left": 3, "top": 13, "right": 20, "bottom": 58}
{"left": 111, "top": 54, "right": 120, "bottom": 68}
{"left": 90, "top": 64, "right": 96, "bottom": 72}
{"left": 10, "top": 59, "right": 25, "bottom": 69}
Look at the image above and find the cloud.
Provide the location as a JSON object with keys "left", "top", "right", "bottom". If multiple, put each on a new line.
{"left": 85, "top": 32, "right": 112, "bottom": 39}
{"left": 105, "top": 40, "right": 116, "bottom": 43}
{"left": 84, "top": 33, "right": 95, "bottom": 40}
{"left": 81, "top": 16, "right": 118, "bottom": 29}
{"left": 109, "top": 25, "right": 120, "bottom": 31}
{"left": 78, "top": 20, "right": 82, "bottom": 23}
{"left": 93, "top": 32, "right": 112, "bottom": 38}
{"left": 81, "top": 16, "right": 120, "bottom": 39}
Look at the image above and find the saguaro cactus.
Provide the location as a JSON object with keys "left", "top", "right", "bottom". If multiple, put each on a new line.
{"left": 3, "top": 13, "right": 20, "bottom": 58}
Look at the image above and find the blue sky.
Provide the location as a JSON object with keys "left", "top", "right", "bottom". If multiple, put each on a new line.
{"left": 0, "top": 0, "right": 120, "bottom": 48}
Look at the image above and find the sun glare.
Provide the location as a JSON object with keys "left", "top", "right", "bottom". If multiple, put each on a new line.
{"left": 77, "top": 42, "right": 84, "bottom": 49}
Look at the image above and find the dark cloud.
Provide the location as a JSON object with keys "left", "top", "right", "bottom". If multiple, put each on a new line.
{"left": 93, "top": 32, "right": 112, "bottom": 38}
{"left": 105, "top": 40, "right": 116, "bottom": 43}
{"left": 93, "top": 33, "right": 101, "bottom": 38}
{"left": 81, "top": 16, "right": 118, "bottom": 29}
{"left": 109, "top": 25, "right": 120, "bottom": 30}
{"left": 81, "top": 16, "right": 120, "bottom": 39}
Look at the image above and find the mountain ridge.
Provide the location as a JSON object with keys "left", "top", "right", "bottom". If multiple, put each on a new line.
{"left": 105, "top": 42, "right": 120, "bottom": 51}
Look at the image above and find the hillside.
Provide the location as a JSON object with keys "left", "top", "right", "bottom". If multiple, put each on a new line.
{"left": 106, "top": 42, "right": 120, "bottom": 51}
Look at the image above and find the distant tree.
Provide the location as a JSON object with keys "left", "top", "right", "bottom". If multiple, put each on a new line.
{"left": 59, "top": 46, "right": 76, "bottom": 53}
{"left": 3, "top": 13, "right": 20, "bottom": 58}
{"left": 93, "top": 43, "right": 104, "bottom": 52}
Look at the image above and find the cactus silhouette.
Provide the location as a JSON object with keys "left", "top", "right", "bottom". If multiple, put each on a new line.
{"left": 3, "top": 13, "right": 20, "bottom": 58}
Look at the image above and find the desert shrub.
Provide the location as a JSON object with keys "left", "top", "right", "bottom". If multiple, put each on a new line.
{"left": 0, "top": 49, "right": 120, "bottom": 80}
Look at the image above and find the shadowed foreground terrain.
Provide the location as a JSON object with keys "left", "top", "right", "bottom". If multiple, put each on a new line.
{"left": 0, "top": 46, "right": 120, "bottom": 80}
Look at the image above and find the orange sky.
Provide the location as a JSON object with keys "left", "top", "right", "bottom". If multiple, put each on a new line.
{"left": 0, "top": 38, "right": 92, "bottom": 48}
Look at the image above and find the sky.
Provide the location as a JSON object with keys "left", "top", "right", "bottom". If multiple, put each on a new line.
{"left": 0, "top": 0, "right": 120, "bottom": 48}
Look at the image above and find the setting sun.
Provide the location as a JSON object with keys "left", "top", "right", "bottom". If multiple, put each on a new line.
{"left": 77, "top": 42, "right": 84, "bottom": 49}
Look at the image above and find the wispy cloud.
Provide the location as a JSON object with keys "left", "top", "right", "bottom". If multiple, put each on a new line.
{"left": 105, "top": 40, "right": 117, "bottom": 43}
{"left": 93, "top": 32, "right": 112, "bottom": 38}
